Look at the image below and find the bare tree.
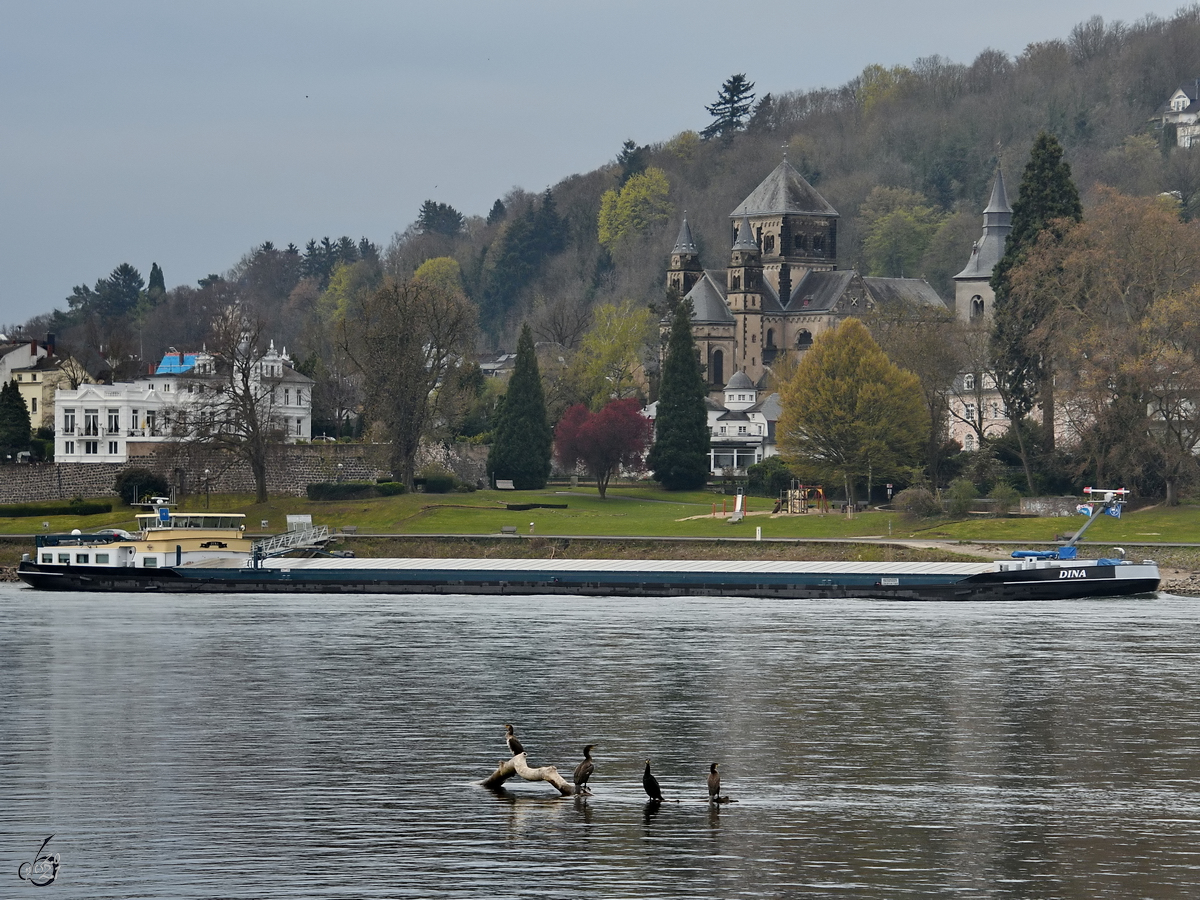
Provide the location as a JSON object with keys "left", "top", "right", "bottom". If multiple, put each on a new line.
{"left": 341, "top": 277, "right": 477, "bottom": 489}
{"left": 172, "top": 311, "right": 290, "bottom": 503}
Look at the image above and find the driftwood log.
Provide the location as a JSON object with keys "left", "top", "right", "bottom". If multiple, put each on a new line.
{"left": 480, "top": 752, "right": 575, "bottom": 796}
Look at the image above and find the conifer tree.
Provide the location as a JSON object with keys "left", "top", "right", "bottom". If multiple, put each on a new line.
{"left": 990, "top": 131, "right": 1082, "bottom": 472}
{"left": 647, "top": 300, "right": 709, "bottom": 490}
{"left": 488, "top": 323, "right": 552, "bottom": 489}
{"left": 0, "top": 380, "right": 31, "bottom": 461}
{"left": 701, "top": 74, "right": 756, "bottom": 141}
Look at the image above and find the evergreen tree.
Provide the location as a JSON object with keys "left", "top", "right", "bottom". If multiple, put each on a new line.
{"left": 647, "top": 300, "right": 709, "bottom": 490}
{"left": 147, "top": 262, "right": 166, "bottom": 303}
{"left": 990, "top": 131, "right": 1082, "bottom": 470}
{"left": 488, "top": 323, "right": 552, "bottom": 489}
{"left": 701, "top": 74, "right": 756, "bottom": 141}
{"left": 487, "top": 198, "right": 507, "bottom": 225}
{"left": 0, "top": 380, "right": 31, "bottom": 460}
{"left": 417, "top": 200, "right": 465, "bottom": 236}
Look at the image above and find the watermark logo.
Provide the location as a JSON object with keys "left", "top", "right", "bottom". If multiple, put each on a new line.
{"left": 16, "top": 834, "right": 60, "bottom": 887}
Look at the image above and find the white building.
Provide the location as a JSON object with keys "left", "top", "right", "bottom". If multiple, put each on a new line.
{"left": 55, "top": 342, "right": 313, "bottom": 463}
{"left": 645, "top": 370, "right": 781, "bottom": 477}
{"left": 1159, "top": 78, "right": 1200, "bottom": 148}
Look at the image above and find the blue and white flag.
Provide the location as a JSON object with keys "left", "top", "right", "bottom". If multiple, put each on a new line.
{"left": 1104, "top": 505, "right": 1122, "bottom": 518}
{"left": 1076, "top": 504, "right": 1092, "bottom": 516}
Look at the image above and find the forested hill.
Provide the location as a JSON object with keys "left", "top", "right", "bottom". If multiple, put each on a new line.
{"left": 30, "top": 6, "right": 1200, "bottom": 369}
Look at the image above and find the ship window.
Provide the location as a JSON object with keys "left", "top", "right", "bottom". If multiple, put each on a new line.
{"left": 58, "top": 553, "right": 70, "bottom": 564}
{"left": 143, "top": 557, "right": 158, "bottom": 568}
{"left": 96, "top": 553, "right": 110, "bottom": 564}
{"left": 41, "top": 554, "right": 52, "bottom": 563}
{"left": 75, "top": 554, "right": 88, "bottom": 563}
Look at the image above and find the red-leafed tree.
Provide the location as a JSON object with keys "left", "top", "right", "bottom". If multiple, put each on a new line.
{"left": 554, "top": 398, "right": 653, "bottom": 499}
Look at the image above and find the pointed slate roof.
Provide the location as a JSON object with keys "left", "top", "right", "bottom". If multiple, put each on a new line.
{"left": 956, "top": 168, "right": 1013, "bottom": 281}
{"left": 686, "top": 272, "right": 735, "bottom": 324}
{"left": 672, "top": 217, "right": 698, "bottom": 255}
{"left": 732, "top": 215, "right": 759, "bottom": 251}
{"left": 730, "top": 159, "right": 839, "bottom": 219}
{"left": 785, "top": 270, "right": 857, "bottom": 311}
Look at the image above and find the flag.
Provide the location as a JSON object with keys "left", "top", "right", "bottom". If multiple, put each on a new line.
{"left": 1076, "top": 504, "right": 1092, "bottom": 516}
{"left": 1104, "top": 505, "right": 1121, "bottom": 518}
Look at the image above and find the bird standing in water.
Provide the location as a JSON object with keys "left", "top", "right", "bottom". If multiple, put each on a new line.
{"left": 504, "top": 724, "right": 524, "bottom": 757}
{"left": 708, "top": 762, "right": 721, "bottom": 802}
{"left": 573, "top": 744, "right": 595, "bottom": 794}
{"left": 643, "top": 759, "right": 664, "bottom": 802}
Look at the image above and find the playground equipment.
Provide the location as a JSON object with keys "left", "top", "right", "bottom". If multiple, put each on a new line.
{"left": 781, "top": 481, "right": 829, "bottom": 514}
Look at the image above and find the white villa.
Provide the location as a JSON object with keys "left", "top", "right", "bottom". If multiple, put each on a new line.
{"left": 54, "top": 342, "right": 313, "bottom": 463}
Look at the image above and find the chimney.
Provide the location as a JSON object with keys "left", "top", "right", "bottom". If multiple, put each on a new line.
{"left": 45, "top": 333, "right": 55, "bottom": 357}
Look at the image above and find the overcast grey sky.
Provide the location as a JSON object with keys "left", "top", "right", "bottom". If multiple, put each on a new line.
{"left": 0, "top": 0, "right": 1184, "bottom": 326}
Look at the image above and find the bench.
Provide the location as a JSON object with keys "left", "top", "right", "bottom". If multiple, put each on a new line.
{"left": 496, "top": 479, "right": 515, "bottom": 490}
{"left": 341, "top": 525, "right": 358, "bottom": 534}
{"left": 500, "top": 525, "right": 517, "bottom": 535}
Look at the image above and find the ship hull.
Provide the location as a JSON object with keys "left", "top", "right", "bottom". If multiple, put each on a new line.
{"left": 16, "top": 558, "right": 1161, "bottom": 602}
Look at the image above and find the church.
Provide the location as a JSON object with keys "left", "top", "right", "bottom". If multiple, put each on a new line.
{"left": 667, "top": 159, "right": 947, "bottom": 391}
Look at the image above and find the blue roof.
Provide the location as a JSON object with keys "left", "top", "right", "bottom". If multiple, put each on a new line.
{"left": 156, "top": 352, "right": 197, "bottom": 374}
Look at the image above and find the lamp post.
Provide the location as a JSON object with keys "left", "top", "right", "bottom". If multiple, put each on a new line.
{"left": 204, "top": 468, "right": 211, "bottom": 509}
{"left": 337, "top": 463, "right": 343, "bottom": 484}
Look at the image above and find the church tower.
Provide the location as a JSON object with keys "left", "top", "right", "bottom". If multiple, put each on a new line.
{"left": 666, "top": 216, "right": 703, "bottom": 297}
{"left": 729, "top": 158, "right": 839, "bottom": 304}
{"left": 727, "top": 215, "right": 766, "bottom": 383}
{"left": 954, "top": 167, "right": 1012, "bottom": 325}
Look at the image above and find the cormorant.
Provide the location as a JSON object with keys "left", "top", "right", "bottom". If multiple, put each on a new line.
{"left": 504, "top": 724, "right": 524, "bottom": 757}
{"left": 643, "top": 759, "right": 664, "bottom": 802}
{"left": 573, "top": 744, "right": 595, "bottom": 793}
{"left": 708, "top": 762, "right": 721, "bottom": 802}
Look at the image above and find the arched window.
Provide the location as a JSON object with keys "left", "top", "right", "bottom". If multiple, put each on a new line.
{"left": 711, "top": 349, "right": 724, "bottom": 386}
{"left": 971, "top": 296, "right": 985, "bottom": 320}
{"left": 766, "top": 328, "right": 775, "bottom": 348}
{"left": 794, "top": 234, "right": 807, "bottom": 252}
{"left": 965, "top": 433, "right": 976, "bottom": 451}
{"left": 731, "top": 274, "right": 741, "bottom": 290}
{"left": 964, "top": 373, "right": 975, "bottom": 391}
{"left": 796, "top": 330, "right": 813, "bottom": 349}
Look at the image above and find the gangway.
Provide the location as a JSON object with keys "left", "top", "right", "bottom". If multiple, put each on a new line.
{"left": 253, "top": 525, "right": 331, "bottom": 558}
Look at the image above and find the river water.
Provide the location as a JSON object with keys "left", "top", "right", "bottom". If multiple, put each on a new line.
{"left": 2, "top": 585, "right": 1199, "bottom": 898}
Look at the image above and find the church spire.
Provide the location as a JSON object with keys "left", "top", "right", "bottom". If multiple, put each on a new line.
{"left": 672, "top": 216, "right": 698, "bottom": 255}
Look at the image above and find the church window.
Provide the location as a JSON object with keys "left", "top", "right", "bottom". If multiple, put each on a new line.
{"left": 794, "top": 234, "right": 807, "bottom": 252}
{"left": 796, "top": 330, "right": 813, "bottom": 349}
{"left": 971, "top": 296, "right": 985, "bottom": 320}
{"left": 731, "top": 274, "right": 741, "bottom": 290}
{"left": 751, "top": 334, "right": 757, "bottom": 343}
{"left": 812, "top": 235, "right": 825, "bottom": 256}
{"left": 766, "top": 329, "right": 775, "bottom": 348}
{"left": 712, "top": 350, "right": 724, "bottom": 386}
{"left": 764, "top": 235, "right": 775, "bottom": 253}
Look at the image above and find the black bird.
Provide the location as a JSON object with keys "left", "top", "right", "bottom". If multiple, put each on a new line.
{"left": 504, "top": 724, "right": 524, "bottom": 757}
{"left": 573, "top": 744, "right": 595, "bottom": 793}
{"left": 708, "top": 762, "right": 721, "bottom": 802}
{"left": 643, "top": 759, "right": 664, "bottom": 802}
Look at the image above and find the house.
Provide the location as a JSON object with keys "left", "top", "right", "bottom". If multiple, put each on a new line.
{"left": 1159, "top": 79, "right": 1200, "bottom": 148}
{"left": 645, "top": 370, "right": 781, "bottom": 476}
{"left": 12, "top": 352, "right": 96, "bottom": 431}
{"left": 667, "top": 159, "right": 947, "bottom": 393}
{"left": 54, "top": 341, "right": 313, "bottom": 463}
{"left": 0, "top": 334, "right": 49, "bottom": 385}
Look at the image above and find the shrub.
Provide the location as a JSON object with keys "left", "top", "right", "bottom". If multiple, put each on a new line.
{"left": 893, "top": 486, "right": 941, "bottom": 519}
{"left": 0, "top": 500, "right": 112, "bottom": 517}
{"left": 746, "top": 456, "right": 793, "bottom": 497}
{"left": 113, "top": 468, "right": 170, "bottom": 506}
{"left": 988, "top": 482, "right": 1021, "bottom": 517}
{"left": 947, "top": 478, "right": 979, "bottom": 518}
{"left": 375, "top": 481, "right": 407, "bottom": 496}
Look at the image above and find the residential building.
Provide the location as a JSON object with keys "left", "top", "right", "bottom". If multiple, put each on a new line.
{"left": 12, "top": 353, "right": 95, "bottom": 430}
{"left": 1159, "top": 78, "right": 1200, "bottom": 148}
{"left": 54, "top": 341, "right": 313, "bottom": 463}
{"left": 645, "top": 370, "right": 781, "bottom": 476}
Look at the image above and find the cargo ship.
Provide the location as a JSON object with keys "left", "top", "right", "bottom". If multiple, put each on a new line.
{"left": 16, "top": 490, "right": 1160, "bottom": 601}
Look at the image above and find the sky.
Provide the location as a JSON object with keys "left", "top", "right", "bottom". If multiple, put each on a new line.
{"left": 0, "top": 0, "right": 1186, "bottom": 327}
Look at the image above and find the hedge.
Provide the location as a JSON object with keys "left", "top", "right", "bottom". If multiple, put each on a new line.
{"left": 306, "top": 481, "right": 408, "bottom": 501}
{"left": 0, "top": 500, "right": 113, "bottom": 518}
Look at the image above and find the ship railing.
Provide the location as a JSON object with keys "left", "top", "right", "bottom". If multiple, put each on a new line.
{"left": 252, "top": 525, "right": 331, "bottom": 558}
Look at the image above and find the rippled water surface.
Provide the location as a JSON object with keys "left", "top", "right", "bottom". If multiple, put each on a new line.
{"left": 3, "top": 586, "right": 1200, "bottom": 898}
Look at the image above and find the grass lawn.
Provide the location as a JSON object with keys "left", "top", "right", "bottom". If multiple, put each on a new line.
{"left": 0, "top": 482, "right": 1195, "bottom": 545}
